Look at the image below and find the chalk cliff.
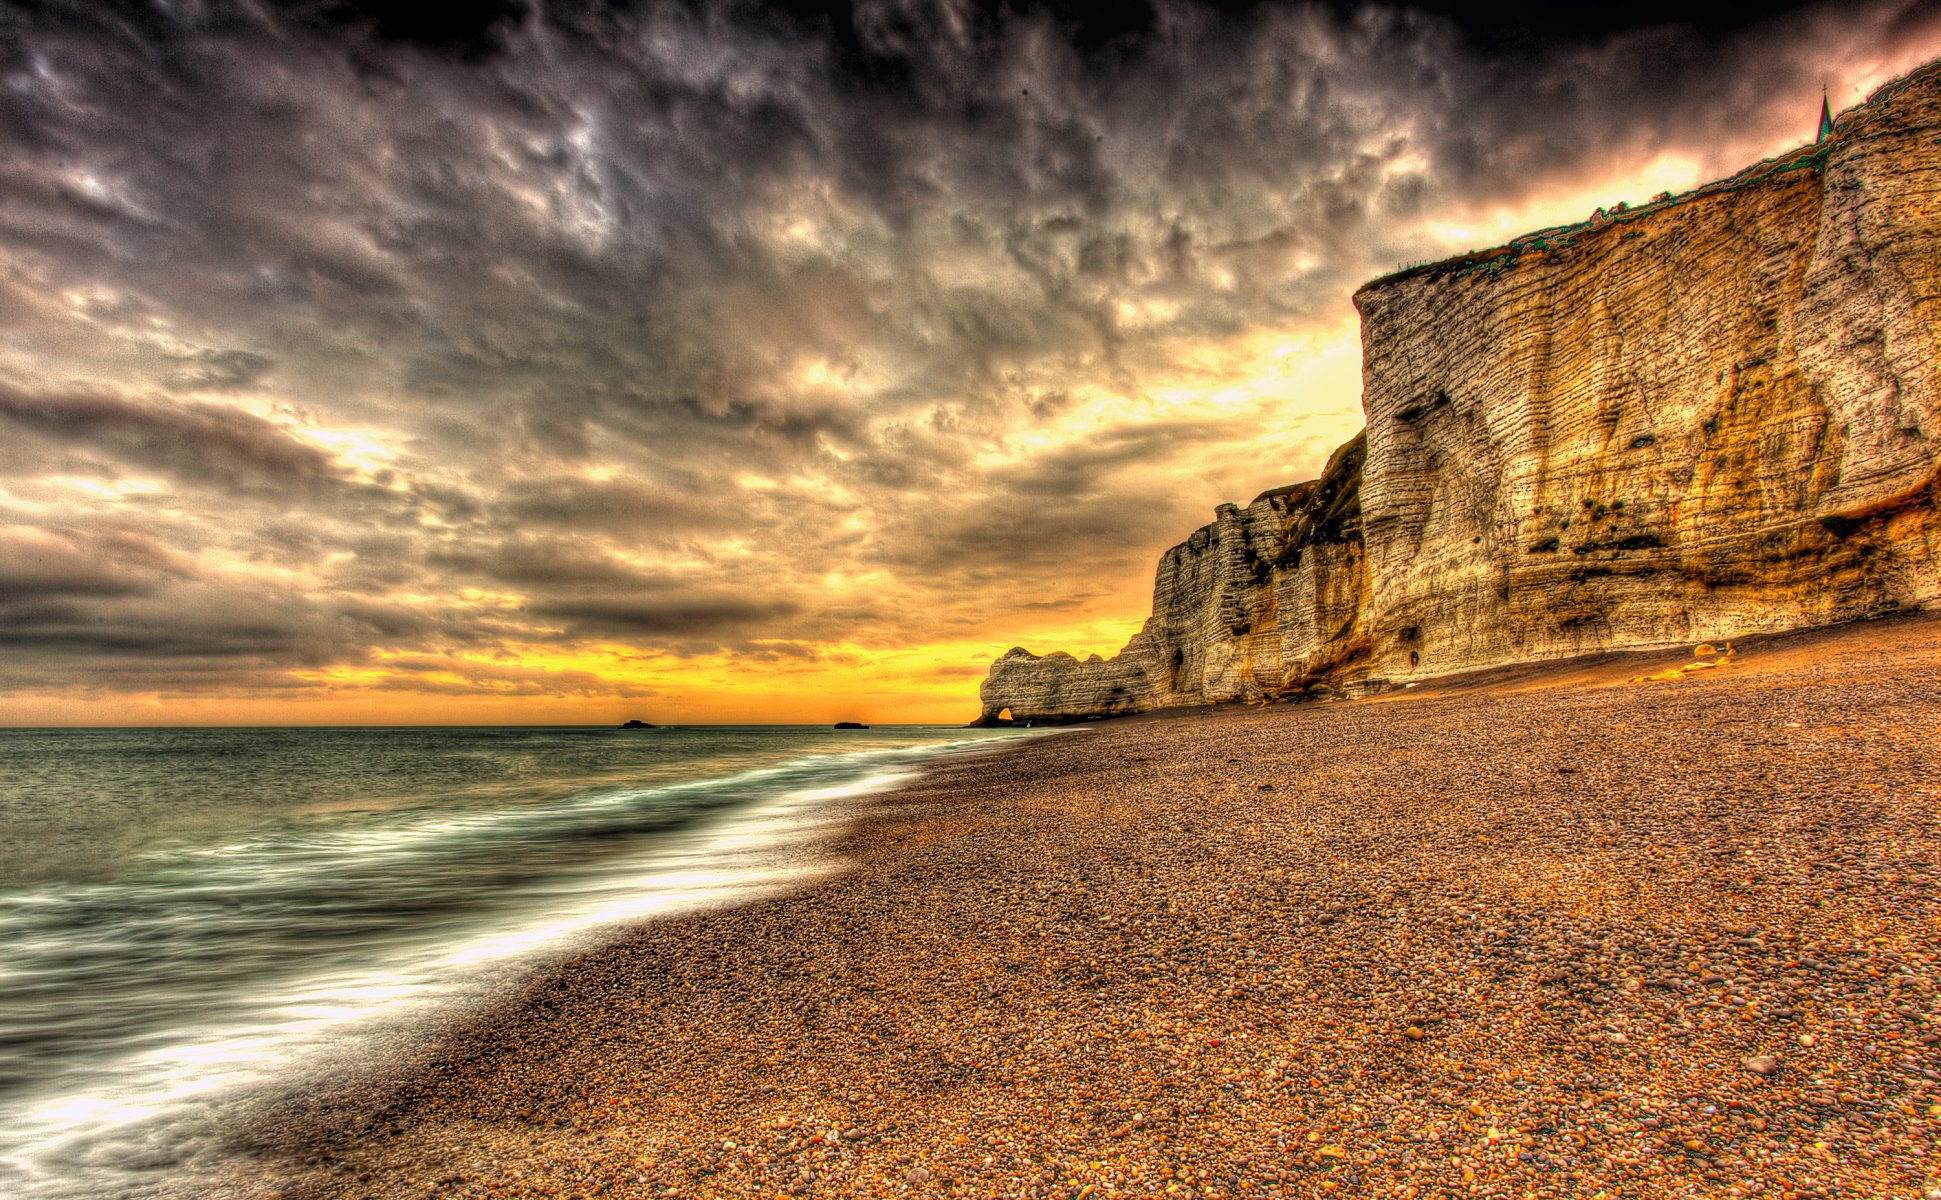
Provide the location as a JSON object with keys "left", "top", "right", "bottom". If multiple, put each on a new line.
{"left": 979, "top": 60, "right": 1941, "bottom": 724}
{"left": 1355, "top": 63, "right": 1941, "bottom": 684}
{"left": 982, "top": 435, "right": 1368, "bottom": 723}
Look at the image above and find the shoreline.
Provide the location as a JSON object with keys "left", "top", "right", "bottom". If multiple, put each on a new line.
{"left": 245, "top": 612, "right": 1941, "bottom": 1199}
{"left": 0, "top": 727, "right": 1033, "bottom": 1200}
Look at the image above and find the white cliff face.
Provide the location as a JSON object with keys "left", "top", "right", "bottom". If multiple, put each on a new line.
{"left": 980, "top": 60, "right": 1941, "bottom": 722}
{"left": 1354, "top": 63, "right": 1941, "bottom": 686}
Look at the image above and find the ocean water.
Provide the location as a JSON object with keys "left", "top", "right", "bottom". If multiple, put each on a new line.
{"left": 0, "top": 724, "right": 1030, "bottom": 1198}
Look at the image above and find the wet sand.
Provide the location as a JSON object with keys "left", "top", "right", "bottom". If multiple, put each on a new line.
{"left": 251, "top": 611, "right": 1941, "bottom": 1199}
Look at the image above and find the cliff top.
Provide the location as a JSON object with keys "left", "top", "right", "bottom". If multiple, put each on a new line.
{"left": 1354, "top": 57, "right": 1941, "bottom": 301}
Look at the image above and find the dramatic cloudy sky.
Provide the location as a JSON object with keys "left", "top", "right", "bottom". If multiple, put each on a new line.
{"left": 2, "top": 0, "right": 1938, "bottom": 724}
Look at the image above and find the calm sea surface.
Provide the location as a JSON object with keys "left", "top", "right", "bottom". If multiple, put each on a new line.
{"left": 0, "top": 724, "right": 1031, "bottom": 1198}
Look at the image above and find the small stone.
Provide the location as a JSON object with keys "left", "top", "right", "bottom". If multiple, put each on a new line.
{"left": 1744, "top": 1056, "right": 1780, "bottom": 1077}
{"left": 1404, "top": 1025, "right": 1427, "bottom": 1041}
{"left": 907, "top": 1167, "right": 932, "bottom": 1184}
{"left": 1799, "top": 1033, "right": 1818, "bottom": 1047}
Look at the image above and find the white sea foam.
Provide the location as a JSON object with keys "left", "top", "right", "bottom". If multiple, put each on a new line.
{"left": 0, "top": 730, "right": 1021, "bottom": 1199}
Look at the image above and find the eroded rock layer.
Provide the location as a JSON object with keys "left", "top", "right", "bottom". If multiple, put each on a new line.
{"left": 1355, "top": 63, "right": 1941, "bottom": 684}
{"left": 979, "top": 62, "right": 1941, "bottom": 723}
{"left": 980, "top": 436, "right": 1368, "bottom": 723}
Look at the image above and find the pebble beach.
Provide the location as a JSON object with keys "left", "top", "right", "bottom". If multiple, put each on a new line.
{"left": 249, "top": 611, "right": 1941, "bottom": 1200}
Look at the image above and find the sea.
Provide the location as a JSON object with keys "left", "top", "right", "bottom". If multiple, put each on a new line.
{"left": 0, "top": 723, "right": 1032, "bottom": 1199}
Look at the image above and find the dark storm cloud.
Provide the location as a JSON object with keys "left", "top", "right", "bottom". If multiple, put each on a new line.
{"left": 0, "top": 526, "right": 171, "bottom": 602}
{"left": 532, "top": 595, "right": 806, "bottom": 643}
{"left": 994, "top": 419, "right": 1231, "bottom": 498}
{"left": 0, "top": 576, "right": 336, "bottom": 672}
{"left": 1, "top": 0, "right": 1936, "bottom": 703}
{"left": 886, "top": 484, "right": 1189, "bottom": 583}
{"left": 0, "top": 554, "right": 544, "bottom": 694}
{"left": 495, "top": 479, "right": 748, "bottom": 537}
{"left": 432, "top": 537, "right": 673, "bottom": 591}
{"left": 426, "top": 537, "right": 817, "bottom": 618}
{"left": 0, "top": 384, "right": 345, "bottom": 493}
{"left": 271, "top": 0, "right": 531, "bottom": 60}
{"left": 855, "top": 418, "right": 1238, "bottom": 613}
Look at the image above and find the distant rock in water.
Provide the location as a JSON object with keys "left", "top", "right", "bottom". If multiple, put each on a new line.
{"left": 618, "top": 719, "right": 656, "bottom": 729}
{"left": 833, "top": 721, "right": 869, "bottom": 729}
{"left": 980, "top": 58, "right": 1941, "bottom": 724}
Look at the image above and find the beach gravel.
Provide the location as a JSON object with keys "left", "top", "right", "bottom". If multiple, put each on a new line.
{"left": 246, "top": 612, "right": 1941, "bottom": 1199}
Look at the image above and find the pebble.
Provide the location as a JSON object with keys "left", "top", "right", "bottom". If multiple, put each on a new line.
{"left": 247, "top": 613, "right": 1941, "bottom": 1200}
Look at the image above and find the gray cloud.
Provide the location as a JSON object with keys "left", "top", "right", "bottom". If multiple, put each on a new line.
{"left": 531, "top": 596, "right": 806, "bottom": 646}
{"left": 164, "top": 347, "right": 275, "bottom": 392}
{"left": 432, "top": 538, "right": 676, "bottom": 592}
{"left": 0, "top": 385, "right": 345, "bottom": 494}
{"left": 0, "top": 526, "right": 171, "bottom": 603}
{"left": 494, "top": 480, "right": 747, "bottom": 539}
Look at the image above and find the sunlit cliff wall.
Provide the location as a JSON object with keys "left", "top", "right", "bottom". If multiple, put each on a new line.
{"left": 981, "top": 436, "right": 1368, "bottom": 723}
{"left": 979, "top": 61, "right": 1941, "bottom": 723}
{"left": 1356, "top": 61, "right": 1941, "bottom": 683}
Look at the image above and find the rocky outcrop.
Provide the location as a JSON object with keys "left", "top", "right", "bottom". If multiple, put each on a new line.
{"left": 979, "top": 61, "right": 1941, "bottom": 723}
{"left": 979, "top": 435, "right": 1369, "bottom": 723}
